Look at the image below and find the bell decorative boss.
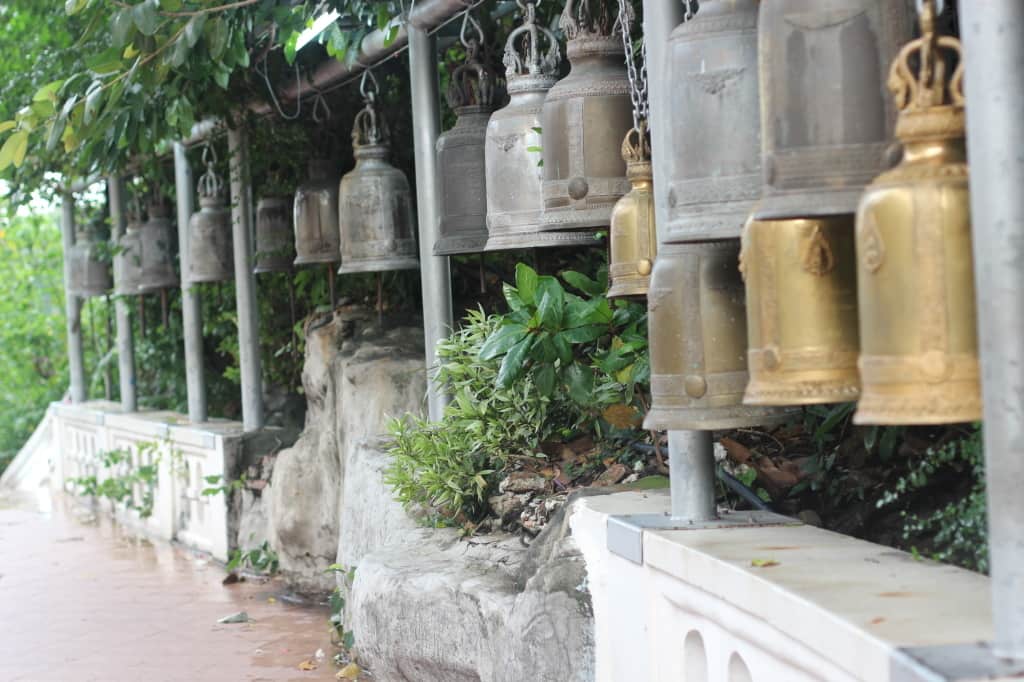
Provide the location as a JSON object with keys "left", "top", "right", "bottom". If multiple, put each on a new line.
{"left": 68, "top": 224, "right": 112, "bottom": 298}
{"left": 434, "top": 14, "right": 497, "bottom": 255}
{"left": 293, "top": 159, "right": 341, "bottom": 266}
{"left": 540, "top": 0, "right": 632, "bottom": 232}
{"left": 485, "top": 1, "right": 599, "bottom": 251}
{"left": 663, "top": 0, "right": 761, "bottom": 242}
{"left": 116, "top": 200, "right": 177, "bottom": 295}
{"left": 643, "top": 241, "right": 793, "bottom": 430}
{"left": 755, "top": 0, "right": 914, "bottom": 220}
{"left": 854, "top": 0, "right": 980, "bottom": 425}
{"left": 254, "top": 197, "right": 295, "bottom": 274}
{"left": 188, "top": 156, "right": 234, "bottom": 284}
{"left": 607, "top": 124, "right": 655, "bottom": 298}
{"left": 338, "top": 75, "right": 418, "bottom": 274}
{"left": 740, "top": 217, "right": 861, "bottom": 405}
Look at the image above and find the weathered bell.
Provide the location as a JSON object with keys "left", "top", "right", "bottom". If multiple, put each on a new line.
{"left": 254, "top": 196, "right": 295, "bottom": 274}
{"left": 540, "top": 0, "right": 633, "bottom": 232}
{"left": 434, "top": 17, "right": 497, "bottom": 255}
{"left": 854, "top": 1, "right": 980, "bottom": 425}
{"left": 484, "top": 1, "right": 600, "bottom": 251}
{"left": 293, "top": 159, "right": 341, "bottom": 266}
{"left": 187, "top": 174, "right": 234, "bottom": 283}
{"left": 338, "top": 89, "right": 418, "bottom": 274}
{"left": 740, "top": 217, "right": 861, "bottom": 405}
{"left": 607, "top": 124, "right": 656, "bottom": 298}
{"left": 663, "top": 0, "right": 761, "bottom": 242}
{"left": 755, "top": 0, "right": 915, "bottom": 220}
{"left": 68, "top": 224, "right": 112, "bottom": 298}
{"left": 115, "top": 201, "right": 177, "bottom": 295}
{"left": 643, "top": 241, "right": 793, "bottom": 430}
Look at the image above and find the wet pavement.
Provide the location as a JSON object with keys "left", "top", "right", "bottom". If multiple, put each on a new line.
{"left": 0, "top": 489, "right": 341, "bottom": 681}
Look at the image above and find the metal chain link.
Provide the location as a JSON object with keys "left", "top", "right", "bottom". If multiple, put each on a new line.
{"left": 683, "top": 0, "right": 695, "bottom": 22}
{"left": 616, "top": 0, "right": 648, "bottom": 131}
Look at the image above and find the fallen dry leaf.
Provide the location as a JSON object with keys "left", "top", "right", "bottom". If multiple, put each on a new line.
{"left": 602, "top": 404, "right": 642, "bottom": 429}
{"left": 337, "top": 662, "right": 362, "bottom": 679}
{"left": 298, "top": 660, "right": 318, "bottom": 671}
{"left": 750, "top": 558, "right": 780, "bottom": 568}
{"left": 593, "top": 463, "right": 628, "bottom": 487}
{"left": 720, "top": 437, "right": 753, "bottom": 464}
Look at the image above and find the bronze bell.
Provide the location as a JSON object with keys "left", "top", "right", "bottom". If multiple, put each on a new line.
{"left": 293, "top": 159, "right": 341, "bottom": 266}
{"left": 607, "top": 124, "right": 656, "bottom": 298}
{"left": 187, "top": 168, "right": 234, "bottom": 284}
{"left": 540, "top": 0, "right": 632, "bottom": 232}
{"left": 740, "top": 217, "right": 861, "bottom": 405}
{"left": 484, "top": 0, "right": 600, "bottom": 251}
{"left": 338, "top": 83, "right": 418, "bottom": 274}
{"left": 755, "top": 0, "right": 914, "bottom": 220}
{"left": 68, "top": 223, "right": 112, "bottom": 298}
{"left": 854, "top": 0, "right": 980, "bottom": 425}
{"left": 254, "top": 196, "right": 295, "bottom": 274}
{"left": 115, "top": 200, "right": 177, "bottom": 295}
{"left": 664, "top": 0, "right": 761, "bottom": 242}
{"left": 643, "top": 241, "right": 793, "bottom": 431}
{"left": 434, "top": 15, "right": 497, "bottom": 255}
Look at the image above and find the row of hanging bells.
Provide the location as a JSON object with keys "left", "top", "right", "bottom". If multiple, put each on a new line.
{"left": 68, "top": 218, "right": 112, "bottom": 298}
{"left": 115, "top": 197, "right": 178, "bottom": 295}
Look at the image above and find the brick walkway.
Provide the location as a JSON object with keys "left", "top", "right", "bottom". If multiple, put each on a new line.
{"left": 0, "top": 490, "right": 340, "bottom": 682}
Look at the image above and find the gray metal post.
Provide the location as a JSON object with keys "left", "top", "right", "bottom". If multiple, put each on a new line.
{"left": 642, "top": 0, "right": 716, "bottom": 520}
{"left": 961, "top": 0, "right": 1024, "bottom": 660}
{"left": 408, "top": 25, "right": 454, "bottom": 422}
{"left": 227, "top": 126, "right": 264, "bottom": 431}
{"left": 108, "top": 176, "right": 137, "bottom": 411}
{"left": 60, "top": 193, "right": 87, "bottom": 403}
{"left": 173, "top": 142, "right": 208, "bottom": 423}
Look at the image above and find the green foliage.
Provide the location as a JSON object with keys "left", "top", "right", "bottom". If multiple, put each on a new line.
{"left": 201, "top": 472, "right": 246, "bottom": 496}
{"left": 226, "top": 540, "right": 280, "bottom": 575}
{"left": 325, "top": 563, "right": 356, "bottom": 650}
{"left": 71, "top": 442, "right": 161, "bottom": 518}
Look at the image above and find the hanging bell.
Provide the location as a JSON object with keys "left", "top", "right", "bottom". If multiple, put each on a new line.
{"left": 434, "top": 15, "right": 497, "bottom": 255}
{"left": 116, "top": 200, "right": 177, "bottom": 295}
{"left": 254, "top": 197, "right": 295, "bottom": 274}
{"left": 854, "top": 1, "right": 980, "bottom": 425}
{"left": 485, "top": 1, "right": 600, "bottom": 251}
{"left": 663, "top": 0, "right": 761, "bottom": 242}
{"left": 740, "top": 217, "right": 861, "bottom": 405}
{"left": 338, "top": 80, "right": 418, "bottom": 274}
{"left": 68, "top": 223, "right": 112, "bottom": 298}
{"left": 607, "top": 124, "right": 656, "bottom": 298}
{"left": 188, "top": 164, "right": 234, "bottom": 284}
{"left": 540, "top": 0, "right": 633, "bottom": 232}
{"left": 293, "top": 159, "right": 341, "bottom": 266}
{"left": 643, "top": 241, "right": 793, "bottom": 430}
{"left": 755, "top": 0, "right": 914, "bottom": 220}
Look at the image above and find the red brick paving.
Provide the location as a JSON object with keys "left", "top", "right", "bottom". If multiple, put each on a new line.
{"left": 0, "top": 490, "right": 341, "bottom": 682}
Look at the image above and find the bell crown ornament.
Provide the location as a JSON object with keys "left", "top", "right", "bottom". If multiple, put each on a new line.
{"left": 447, "top": 14, "right": 497, "bottom": 113}
{"left": 503, "top": 0, "right": 560, "bottom": 92}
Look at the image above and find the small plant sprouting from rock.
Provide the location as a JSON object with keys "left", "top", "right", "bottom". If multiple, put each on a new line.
{"left": 201, "top": 472, "right": 247, "bottom": 497}
{"left": 325, "top": 563, "right": 357, "bottom": 652}
{"left": 226, "top": 540, "right": 280, "bottom": 576}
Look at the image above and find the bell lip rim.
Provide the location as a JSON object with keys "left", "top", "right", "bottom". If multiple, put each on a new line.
{"left": 742, "top": 384, "right": 862, "bottom": 407}
{"left": 851, "top": 408, "right": 981, "bottom": 426}
{"left": 293, "top": 255, "right": 341, "bottom": 266}
{"left": 606, "top": 283, "right": 649, "bottom": 300}
{"left": 185, "top": 274, "right": 235, "bottom": 285}
{"left": 642, "top": 406, "right": 795, "bottom": 431}
{"left": 433, "top": 234, "right": 490, "bottom": 256}
{"left": 337, "top": 259, "right": 419, "bottom": 275}
{"left": 483, "top": 231, "right": 604, "bottom": 251}
{"left": 252, "top": 265, "right": 294, "bottom": 274}
{"left": 68, "top": 287, "right": 112, "bottom": 298}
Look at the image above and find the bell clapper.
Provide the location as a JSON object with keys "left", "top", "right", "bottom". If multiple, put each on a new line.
{"left": 138, "top": 295, "right": 146, "bottom": 339}
{"left": 327, "top": 265, "right": 337, "bottom": 309}
{"left": 478, "top": 254, "right": 486, "bottom": 295}
{"left": 160, "top": 288, "right": 169, "bottom": 327}
{"left": 376, "top": 271, "right": 384, "bottom": 328}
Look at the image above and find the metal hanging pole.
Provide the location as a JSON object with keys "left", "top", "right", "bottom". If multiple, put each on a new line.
{"left": 174, "top": 141, "right": 208, "bottom": 423}
{"left": 409, "top": 25, "right": 454, "bottom": 422}
{"left": 60, "top": 192, "right": 87, "bottom": 404}
{"left": 108, "top": 175, "right": 137, "bottom": 411}
{"left": 227, "top": 126, "right": 264, "bottom": 431}
{"left": 960, "top": 0, "right": 1024, "bottom": 660}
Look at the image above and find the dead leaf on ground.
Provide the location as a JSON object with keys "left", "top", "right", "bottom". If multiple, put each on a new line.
{"left": 602, "top": 404, "right": 642, "bottom": 429}
{"left": 337, "top": 662, "right": 362, "bottom": 679}
{"left": 567, "top": 435, "right": 595, "bottom": 453}
{"left": 593, "top": 463, "right": 628, "bottom": 487}
{"left": 750, "top": 558, "right": 780, "bottom": 568}
{"left": 222, "top": 572, "right": 243, "bottom": 585}
{"left": 298, "top": 659, "right": 318, "bottom": 671}
{"left": 720, "top": 437, "right": 753, "bottom": 464}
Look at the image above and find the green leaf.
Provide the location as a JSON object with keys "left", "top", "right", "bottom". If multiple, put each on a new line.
{"left": 0, "top": 131, "right": 29, "bottom": 170}
{"left": 184, "top": 14, "right": 207, "bottom": 48}
{"left": 502, "top": 283, "right": 525, "bottom": 311}
{"left": 515, "top": 263, "right": 539, "bottom": 306}
{"left": 111, "top": 9, "right": 135, "bottom": 48}
{"left": 479, "top": 323, "right": 528, "bottom": 360}
{"left": 563, "top": 324, "right": 605, "bottom": 343}
{"left": 552, "top": 334, "right": 572, "bottom": 365}
{"left": 33, "top": 80, "right": 64, "bottom": 103}
{"left": 65, "top": 0, "right": 87, "bottom": 15}
{"left": 562, "top": 270, "right": 605, "bottom": 296}
{"left": 535, "top": 364, "right": 555, "bottom": 397}
{"left": 0, "top": 121, "right": 15, "bottom": 134}
{"left": 206, "top": 18, "right": 229, "bottom": 59}
{"left": 564, "top": 363, "right": 594, "bottom": 404}
{"left": 283, "top": 31, "right": 300, "bottom": 64}
{"left": 133, "top": 0, "right": 160, "bottom": 36}
{"left": 497, "top": 336, "right": 534, "bottom": 388}
{"left": 536, "top": 286, "right": 564, "bottom": 331}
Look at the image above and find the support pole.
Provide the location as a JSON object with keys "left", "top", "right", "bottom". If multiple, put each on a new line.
{"left": 668, "top": 430, "right": 716, "bottom": 521}
{"left": 108, "top": 176, "right": 137, "bottom": 411}
{"left": 227, "top": 126, "right": 264, "bottom": 431}
{"left": 408, "top": 26, "right": 454, "bottom": 422}
{"left": 60, "top": 193, "right": 86, "bottom": 404}
{"left": 173, "top": 142, "right": 208, "bottom": 423}
{"left": 960, "top": 0, "right": 1024, "bottom": 660}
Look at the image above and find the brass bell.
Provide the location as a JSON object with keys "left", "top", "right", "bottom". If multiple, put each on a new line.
{"left": 854, "top": 0, "right": 980, "bottom": 425}
{"left": 68, "top": 222, "right": 112, "bottom": 298}
{"left": 607, "top": 124, "right": 656, "bottom": 298}
{"left": 484, "top": 0, "right": 600, "bottom": 252}
{"left": 663, "top": 0, "right": 761, "bottom": 242}
{"left": 293, "top": 159, "right": 341, "bottom": 266}
{"left": 254, "top": 196, "right": 295, "bottom": 274}
{"left": 740, "top": 217, "right": 861, "bottom": 405}
{"left": 116, "top": 200, "right": 177, "bottom": 295}
{"left": 643, "top": 241, "right": 793, "bottom": 431}
{"left": 540, "top": 0, "right": 633, "bottom": 232}
{"left": 756, "top": 0, "right": 914, "bottom": 220}
{"left": 338, "top": 77, "right": 418, "bottom": 274}
{"left": 434, "top": 14, "right": 497, "bottom": 255}
{"left": 187, "top": 164, "right": 234, "bottom": 284}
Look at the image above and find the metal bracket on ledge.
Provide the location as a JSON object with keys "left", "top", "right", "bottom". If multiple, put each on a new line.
{"left": 891, "top": 642, "right": 1024, "bottom": 682}
{"left": 606, "top": 509, "right": 796, "bottom": 564}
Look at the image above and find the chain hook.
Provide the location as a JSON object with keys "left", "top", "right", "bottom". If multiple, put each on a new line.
{"left": 360, "top": 68, "right": 379, "bottom": 104}
{"left": 459, "top": 10, "right": 484, "bottom": 51}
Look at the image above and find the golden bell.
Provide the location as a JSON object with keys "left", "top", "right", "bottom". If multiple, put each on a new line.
{"left": 607, "top": 124, "right": 656, "bottom": 298}
{"left": 853, "top": 1, "right": 980, "bottom": 425}
{"left": 741, "top": 217, "right": 861, "bottom": 405}
{"left": 643, "top": 241, "right": 794, "bottom": 431}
